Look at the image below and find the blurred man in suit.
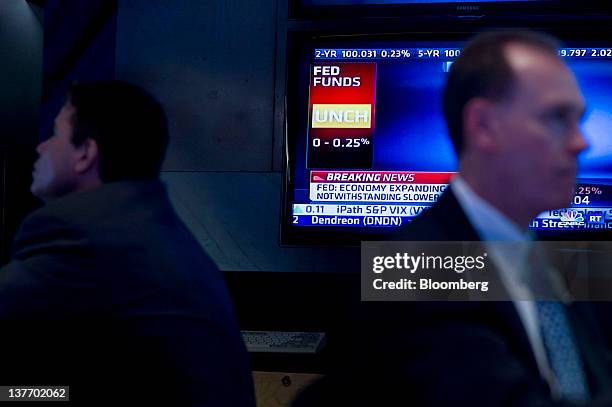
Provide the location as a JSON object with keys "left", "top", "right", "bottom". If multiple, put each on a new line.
{"left": 295, "top": 31, "right": 612, "bottom": 407}
{"left": 0, "top": 81, "right": 255, "bottom": 406}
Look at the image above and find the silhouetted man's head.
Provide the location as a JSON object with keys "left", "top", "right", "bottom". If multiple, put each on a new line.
{"left": 444, "top": 31, "right": 588, "bottom": 227}
{"left": 31, "top": 80, "right": 168, "bottom": 201}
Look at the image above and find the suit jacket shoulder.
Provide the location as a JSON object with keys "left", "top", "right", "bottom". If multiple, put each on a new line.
{"left": 395, "top": 188, "right": 480, "bottom": 241}
{"left": 2, "top": 180, "right": 255, "bottom": 406}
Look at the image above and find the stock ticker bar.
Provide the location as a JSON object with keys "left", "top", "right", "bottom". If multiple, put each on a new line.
{"left": 293, "top": 170, "right": 612, "bottom": 230}
{"left": 313, "top": 48, "right": 612, "bottom": 60}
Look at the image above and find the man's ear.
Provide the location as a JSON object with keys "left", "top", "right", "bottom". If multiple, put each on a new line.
{"left": 462, "top": 97, "right": 498, "bottom": 153}
{"left": 74, "top": 138, "right": 99, "bottom": 174}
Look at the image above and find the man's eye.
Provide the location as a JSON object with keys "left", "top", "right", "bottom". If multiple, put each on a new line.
{"left": 545, "top": 111, "right": 583, "bottom": 139}
{"left": 550, "top": 111, "right": 567, "bottom": 122}
{"left": 546, "top": 111, "right": 572, "bottom": 126}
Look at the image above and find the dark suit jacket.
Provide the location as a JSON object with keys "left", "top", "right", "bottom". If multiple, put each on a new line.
{"left": 0, "top": 180, "right": 255, "bottom": 406}
{"left": 295, "top": 189, "right": 612, "bottom": 407}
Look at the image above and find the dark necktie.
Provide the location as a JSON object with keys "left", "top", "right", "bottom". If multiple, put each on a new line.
{"left": 524, "top": 246, "right": 590, "bottom": 403}
{"left": 536, "top": 301, "right": 590, "bottom": 403}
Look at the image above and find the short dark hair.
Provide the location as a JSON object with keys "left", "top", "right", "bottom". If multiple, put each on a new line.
{"left": 67, "top": 80, "right": 169, "bottom": 182}
{"left": 443, "top": 30, "right": 561, "bottom": 154}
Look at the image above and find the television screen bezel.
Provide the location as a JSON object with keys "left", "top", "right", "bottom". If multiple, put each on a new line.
{"left": 290, "top": 0, "right": 606, "bottom": 20}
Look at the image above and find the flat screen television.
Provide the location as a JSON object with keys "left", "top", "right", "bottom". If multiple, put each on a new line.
{"left": 282, "top": 31, "right": 612, "bottom": 245}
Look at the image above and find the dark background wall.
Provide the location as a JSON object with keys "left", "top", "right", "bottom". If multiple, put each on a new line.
{"left": 40, "top": 0, "right": 116, "bottom": 141}
{"left": 0, "top": 1, "right": 43, "bottom": 261}
{"left": 0, "top": 0, "right": 42, "bottom": 147}
{"left": 115, "top": 0, "right": 357, "bottom": 272}
{"left": 116, "top": 0, "right": 278, "bottom": 172}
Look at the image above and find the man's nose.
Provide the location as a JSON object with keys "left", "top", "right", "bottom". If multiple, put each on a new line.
{"left": 569, "top": 126, "right": 589, "bottom": 156}
{"left": 35, "top": 139, "right": 48, "bottom": 155}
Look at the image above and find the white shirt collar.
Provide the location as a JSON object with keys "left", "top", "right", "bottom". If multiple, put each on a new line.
{"left": 451, "top": 176, "right": 533, "bottom": 265}
{"left": 451, "top": 175, "right": 531, "bottom": 242}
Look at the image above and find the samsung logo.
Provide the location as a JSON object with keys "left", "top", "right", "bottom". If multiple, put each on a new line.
{"left": 457, "top": 5, "right": 480, "bottom": 11}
